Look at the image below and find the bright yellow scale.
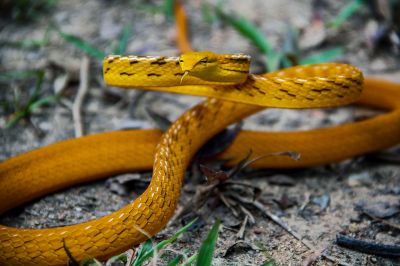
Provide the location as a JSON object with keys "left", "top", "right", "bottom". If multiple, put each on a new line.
{"left": 1, "top": 51, "right": 400, "bottom": 265}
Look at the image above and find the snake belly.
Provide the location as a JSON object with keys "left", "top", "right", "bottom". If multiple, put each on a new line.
{"left": 0, "top": 54, "right": 367, "bottom": 265}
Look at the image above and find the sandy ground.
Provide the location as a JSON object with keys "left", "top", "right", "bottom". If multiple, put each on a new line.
{"left": 1, "top": 0, "right": 400, "bottom": 265}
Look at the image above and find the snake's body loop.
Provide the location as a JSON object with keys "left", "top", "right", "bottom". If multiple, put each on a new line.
{"left": 1, "top": 51, "right": 399, "bottom": 266}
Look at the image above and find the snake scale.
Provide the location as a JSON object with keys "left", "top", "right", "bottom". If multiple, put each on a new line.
{"left": 1, "top": 50, "right": 400, "bottom": 265}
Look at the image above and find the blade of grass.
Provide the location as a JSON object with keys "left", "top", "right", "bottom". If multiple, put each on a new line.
{"left": 300, "top": 47, "right": 344, "bottom": 65}
{"left": 58, "top": 31, "right": 105, "bottom": 60}
{"left": 113, "top": 24, "right": 132, "bottom": 55}
{"left": 260, "top": 258, "right": 276, "bottom": 266}
{"left": 282, "top": 25, "right": 300, "bottom": 66}
{"left": 27, "top": 70, "right": 45, "bottom": 106}
{"left": 28, "top": 94, "right": 60, "bottom": 113}
{"left": 5, "top": 110, "right": 29, "bottom": 128}
{"left": 163, "top": 0, "right": 175, "bottom": 20}
{"left": 0, "top": 27, "right": 51, "bottom": 49}
{"left": 133, "top": 218, "right": 198, "bottom": 266}
{"left": 213, "top": 5, "right": 283, "bottom": 71}
{"left": 4, "top": 70, "right": 60, "bottom": 129}
{"left": 180, "top": 253, "right": 198, "bottom": 266}
{"left": 200, "top": 2, "right": 216, "bottom": 24}
{"left": 264, "top": 52, "right": 283, "bottom": 72}
{"left": 0, "top": 70, "right": 42, "bottom": 82}
{"left": 195, "top": 220, "right": 220, "bottom": 266}
{"left": 214, "top": 6, "right": 273, "bottom": 55}
{"left": 329, "top": 0, "right": 364, "bottom": 30}
{"left": 167, "top": 254, "right": 183, "bottom": 266}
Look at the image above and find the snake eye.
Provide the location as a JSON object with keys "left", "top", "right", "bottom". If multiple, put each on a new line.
{"left": 200, "top": 58, "right": 208, "bottom": 63}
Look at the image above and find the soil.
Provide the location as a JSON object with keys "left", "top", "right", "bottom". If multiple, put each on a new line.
{"left": 1, "top": 0, "right": 400, "bottom": 265}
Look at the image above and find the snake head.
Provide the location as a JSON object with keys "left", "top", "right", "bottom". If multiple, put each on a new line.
{"left": 179, "top": 51, "right": 219, "bottom": 80}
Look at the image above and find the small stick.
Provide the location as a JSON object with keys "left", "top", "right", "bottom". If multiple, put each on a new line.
{"left": 236, "top": 215, "right": 248, "bottom": 239}
{"left": 336, "top": 234, "right": 400, "bottom": 257}
{"left": 72, "top": 56, "right": 90, "bottom": 137}
{"left": 252, "top": 199, "right": 314, "bottom": 250}
{"left": 362, "top": 211, "right": 400, "bottom": 231}
{"left": 217, "top": 190, "right": 239, "bottom": 217}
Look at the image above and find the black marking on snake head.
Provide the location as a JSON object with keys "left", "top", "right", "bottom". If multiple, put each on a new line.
{"left": 120, "top": 72, "right": 135, "bottom": 76}
{"left": 252, "top": 85, "right": 266, "bottom": 95}
{"left": 342, "top": 84, "right": 350, "bottom": 89}
{"left": 108, "top": 59, "right": 114, "bottom": 64}
{"left": 130, "top": 61, "right": 139, "bottom": 65}
{"left": 336, "top": 94, "right": 344, "bottom": 98}
{"left": 305, "top": 97, "right": 314, "bottom": 101}
{"left": 274, "top": 96, "right": 282, "bottom": 101}
{"left": 279, "top": 89, "right": 296, "bottom": 97}
{"left": 311, "top": 88, "right": 331, "bottom": 93}
{"left": 220, "top": 67, "right": 248, "bottom": 73}
{"left": 151, "top": 59, "right": 167, "bottom": 65}
{"left": 229, "top": 57, "right": 250, "bottom": 63}
{"left": 105, "top": 67, "right": 110, "bottom": 73}
{"left": 147, "top": 73, "right": 162, "bottom": 77}
{"left": 350, "top": 78, "right": 362, "bottom": 85}
{"left": 174, "top": 72, "right": 184, "bottom": 76}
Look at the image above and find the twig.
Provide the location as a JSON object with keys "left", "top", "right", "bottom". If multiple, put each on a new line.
{"left": 216, "top": 190, "right": 239, "bottom": 217}
{"left": 336, "top": 234, "right": 400, "bottom": 257}
{"left": 252, "top": 199, "right": 314, "bottom": 249}
{"left": 238, "top": 204, "right": 255, "bottom": 224}
{"left": 230, "top": 195, "right": 348, "bottom": 265}
{"left": 236, "top": 215, "right": 248, "bottom": 239}
{"left": 72, "top": 56, "right": 90, "bottom": 137}
{"left": 363, "top": 211, "right": 400, "bottom": 231}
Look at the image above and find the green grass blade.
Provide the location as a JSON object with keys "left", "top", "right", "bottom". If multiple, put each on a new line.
{"left": 180, "top": 253, "right": 198, "bottom": 266}
{"left": 264, "top": 52, "right": 283, "bottom": 72}
{"left": 132, "top": 239, "right": 153, "bottom": 266}
{"left": 163, "top": 0, "right": 175, "bottom": 20}
{"left": 214, "top": 6, "right": 273, "bottom": 55}
{"left": 200, "top": 2, "right": 215, "bottom": 24}
{"left": 300, "top": 47, "right": 344, "bottom": 65}
{"left": 3, "top": 70, "right": 59, "bottom": 129}
{"left": 133, "top": 218, "right": 198, "bottom": 266}
{"left": 195, "top": 220, "right": 220, "bottom": 266}
{"left": 113, "top": 24, "right": 132, "bottom": 55}
{"left": 167, "top": 254, "right": 183, "bottom": 266}
{"left": 27, "top": 70, "right": 45, "bottom": 106}
{"left": 5, "top": 110, "right": 28, "bottom": 129}
{"left": 329, "top": 0, "right": 364, "bottom": 29}
{"left": 0, "top": 70, "right": 42, "bottom": 82}
{"left": 58, "top": 31, "right": 105, "bottom": 60}
{"left": 260, "top": 258, "right": 276, "bottom": 266}
{"left": 28, "top": 95, "right": 59, "bottom": 113}
{"left": 14, "top": 27, "right": 52, "bottom": 49}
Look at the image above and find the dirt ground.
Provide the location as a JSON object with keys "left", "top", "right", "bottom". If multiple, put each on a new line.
{"left": 1, "top": 0, "right": 400, "bottom": 265}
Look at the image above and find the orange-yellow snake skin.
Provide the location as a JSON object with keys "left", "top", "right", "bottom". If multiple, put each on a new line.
{"left": 1, "top": 51, "right": 400, "bottom": 265}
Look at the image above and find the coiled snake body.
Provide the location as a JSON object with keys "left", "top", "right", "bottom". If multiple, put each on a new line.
{"left": 1, "top": 51, "right": 400, "bottom": 265}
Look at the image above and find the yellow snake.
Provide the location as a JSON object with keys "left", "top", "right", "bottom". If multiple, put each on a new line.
{"left": 1, "top": 50, "right": 400, "bottom": 265}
